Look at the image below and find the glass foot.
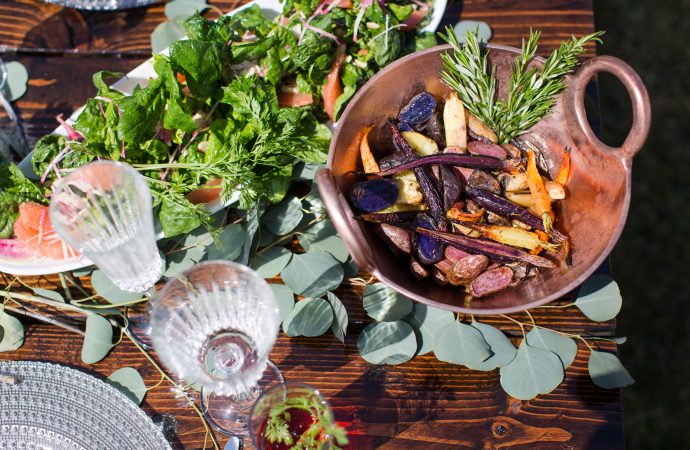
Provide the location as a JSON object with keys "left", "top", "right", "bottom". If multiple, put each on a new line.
{"left": 201, "top": 361, "right": 284, "bottom": 437}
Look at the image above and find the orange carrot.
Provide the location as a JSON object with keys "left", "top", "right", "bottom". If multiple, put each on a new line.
{"left": 526, "top": 149, "right": 554, "bottom": 231}
{"left": 359, "top": 125, "right": 380, "bottom": 173}
{"left": 322, "top": 45, "right": 346, "bottom": 121}
{"left": 535, "top": 230, "right": 549, "bottom": 243}
{"left": 176, "top": 72, "right": 186, "bottom": 84}
{"left": 447, "top": 207, "right": 485, "bottom": 222}
{"left": 555, "top": 147, "right": 571, "bottom": 185}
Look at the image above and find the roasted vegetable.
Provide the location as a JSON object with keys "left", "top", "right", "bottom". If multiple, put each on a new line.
{"left": 526, "top": 149, "right": 554, "bottom": 231}
{"left": 394, "top": 171, "right": 424, "bottom": 205}
{"left": 371, "top": 153, "right": 519, "bottom": 176}
{"left": 414, "top": 214, "right": 445, "bottom": 264}
{"left": 402, "top": 131, "right": 439, "bottom": 156}
{"left": 398, "top": 92, "right": 437, "bottom": 128}
{"left": 555, "top": 146, "right": 571, "bottom": 185}
{"left": 467, "top": 141, "right": 508, "bottom": 159}
{"left": 455, "top": 221, "right": 559, "bottom": 251}
{"left": 498, "top": 172, "right": 529, "bottom": 192}
{"left": 359, "top": 125, "right": 380, "bottom": 174}
{"left": 467, "top": 113, "right": 498, "bottom": 143}
{"left": 468, "top": 170, "right": 501, "bottom": 194}
{"left": 440, "top": 165, "right": 461, "bottom": 210}
{"left": 390, "top": 121, "right": 445, "bottom": 223}
{"left": 443, "top": 92, "right": 467, "bottom": 150}
{"left": 410, "top": 257, "right": 430, "bottom": 279}
{"left": 469, "top": 266, "right": 514, "bottom": 297}
{"left": 448, "top": 254, "right": 489, "bottom": 285}
{"left": 416, "top": 227, "right": 556, "bottom": 268}
{"left": 377, "top": 223, "right": 412, "bottom": 255}
{"left": 349, "top": 178, "right": 399, "bottom": 213}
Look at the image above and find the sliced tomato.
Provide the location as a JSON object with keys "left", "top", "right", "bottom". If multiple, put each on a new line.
{"left": 322, "top": 45, "right": 347, "bottom": 121}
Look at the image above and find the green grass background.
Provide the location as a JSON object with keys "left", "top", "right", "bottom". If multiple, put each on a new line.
{"left": 593, "top": 0, "right": 690, "bottom": 447}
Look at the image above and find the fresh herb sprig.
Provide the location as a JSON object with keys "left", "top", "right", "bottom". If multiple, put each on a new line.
{"left": 264, "top": 394, "right": 348, "bottom": 450}
{"left": 440, "top": 27, "right": 604, "bottom": 143}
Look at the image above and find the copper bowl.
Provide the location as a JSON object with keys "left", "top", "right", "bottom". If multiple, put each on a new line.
{"left": 316, "top": 44, "right": 651, "bottom": 315}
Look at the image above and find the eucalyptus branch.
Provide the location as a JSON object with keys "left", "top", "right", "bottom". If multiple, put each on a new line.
{"left": 58, "top": 273, "right": 74, "bottom": 302}
{"left": 3, "top": 305, "right": 85, "bottom": 336}
{"left": 1, "top": 291, "right": 95, "bottom": 315}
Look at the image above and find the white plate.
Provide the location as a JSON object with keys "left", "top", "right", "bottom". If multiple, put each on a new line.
{"left": 1, "top": 0, "right": 447, "bottom": 276}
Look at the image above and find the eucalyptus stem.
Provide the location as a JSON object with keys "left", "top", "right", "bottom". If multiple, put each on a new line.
{"left": 499, "top": 314, "right": 526, "bottom": 338}
{"left": 3, "top": 305, "right": 85, "bottom": 336}
{"left": 123, "top": 329, "right": 220, "bottom": 450}
{"left": 1, "top": 291, "right": 94, "bottom": 315}
{"left": 58, "top": 273, "right": 74, "bottom": 302}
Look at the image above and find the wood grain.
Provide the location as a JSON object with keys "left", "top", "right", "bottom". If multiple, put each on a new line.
{"left": 0, "top": 324, "right": 623, "bottom": 449}
{"left": 0, "top": 0, "right": 625, "bottom": 448}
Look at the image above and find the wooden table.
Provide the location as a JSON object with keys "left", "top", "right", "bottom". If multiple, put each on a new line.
{"left": 0, "top": 1, "right": 624, "bottom": 448}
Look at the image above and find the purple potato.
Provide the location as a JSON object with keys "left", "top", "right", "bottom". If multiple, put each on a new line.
{"left": 398, "top": 92, "right": 436, "bottom": 127}
{"left": 414, "top": 214, "right": 445, "bottom": 265}
{"left": 445, "top": 245, "right": 471, "bottom": 261}
{"left": 469, "top": 266, "right": 514, "bottom": 297}
{"left": 349, "top": 178, "right": 399, "bottom": 213}
{"left": 425, "top": 111, "right": 446, "bottom": 147}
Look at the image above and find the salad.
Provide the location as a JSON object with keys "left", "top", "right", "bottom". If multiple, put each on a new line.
{"left": 0, "top": 0, "right": 437, "bottom": 260}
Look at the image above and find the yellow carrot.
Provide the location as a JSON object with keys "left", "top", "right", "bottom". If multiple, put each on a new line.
{"left": 359, "top": 125, "right": 380, "bottom": 173}
{"left": 526, "top": 149, "right": 554, "bottom": 232}
{"left": 459, "top": 222, "right": 559, "bottom": 251}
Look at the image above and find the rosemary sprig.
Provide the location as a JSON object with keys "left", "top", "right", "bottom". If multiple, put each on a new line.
{"left": 439, "top": 25, "right": 498, "bottom": 131}
{"left": 440, "top": 27, "right": 604, "bottom": 143}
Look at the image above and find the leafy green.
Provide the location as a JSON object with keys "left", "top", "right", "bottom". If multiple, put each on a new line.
{"left": 170, "top": 39, "right": 229, "bottom": 99}
{"left": 0, "top": 160, "right": 48, "bottom": 238}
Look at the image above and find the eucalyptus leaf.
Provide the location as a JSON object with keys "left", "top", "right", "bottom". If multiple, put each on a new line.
{"left": 280, "top": 251, "right": 344, "bottom": 298}
{"left": 612, "top": 337, "right": 627, "bottom": 345}
{"left": 206, "top": 224, "right": 245, "bottom": 261}
{"left": 251, "top": 246, "right": 292, "bottom": 278}
{"left": 238, "top": 205, "right": 259, "bottom": 265}
{"left": 151, "top": 21, "right": 187, "bottom": 55}
{"left": 404, "top": 304, "right": 455, "bottom": 355}
{"left": 270, "top": 283, "right": 295, "bottom": 322}
{"left": 31, "top": 287, "right": 64, "bottom": 303}
{"left": 433, "top": 321, "right": 492, "bottom": 370}
{"left": 588, "top": 350, "right": 634, "bottom": 389}
{"left": 107, "top": 367, "right": 147, "bottom": 405}
{"left": 81, "top": 314, "right": 114, "bottom": 364}
{"left": 299, "top": 220, "right": 349, "bottom": 262}
{"left": 357, "top": 321, "right": 417, "bottom": 365}
{"left": 499, "top": 341, "right": 564, "bottom": 400}
{"left": 575, "top": 275, "right": 622, "bottom": 322}
{"left": 165, "top": 0, "right": 209, "bottom": 20}
{"left": 325, "top": 291, "right": 348, "bottom": 343}
{"left": 263, "top": 197, "right": 304, "bottom": 236}
{"left": 526, "top": 327, "right": 578, "bottom": 369}
{"left": 91, "top": 270, "right": 143, "bottom": 303}
{"left": 454, "top": 20, "right": 492, "bottom": 44}
{"left": 282, "top": 297, "right": 333, "bottom": 337}
{"left": 363, "top": 283, "right": 413, "bottom": 322}
{"left": 0, "top": 311, "right": 24, "bottom": 352}
{"left": 2, "top": 61, "right": 28, "bottom": 102}
{"left": 471, "top": 321, "right": 517, "bottom": 370}
{"left": 258, "top": 226, "right": 276, "bottom": 247}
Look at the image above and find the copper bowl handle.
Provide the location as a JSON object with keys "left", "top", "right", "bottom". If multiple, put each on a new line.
{"left": 566, "top": 55, "right": 651, "bottom": 162}
{"left": 316, "top": 168, "right": 375, "bottom": 272}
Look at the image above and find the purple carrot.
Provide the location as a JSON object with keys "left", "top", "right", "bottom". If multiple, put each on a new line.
{"left": 389, "top": 120, "right": 445, "bottom": 223}
{"left": 416, "top": 227, "right": 556, "bottom": 268}
{"left": 369, "top": 153, "right": 520, "bottom": 176}
{"left": 357, "top": 211, "right": 419, "bottom": 224}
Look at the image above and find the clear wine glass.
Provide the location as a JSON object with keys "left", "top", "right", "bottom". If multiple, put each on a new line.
{"left": 150, "top": 260, "right": 283, "bottom": 436}
{"left": 49, "top": 160, "right": 162, "bottom": 294}
{"left": 249, "top": 382, "right": 346, "bottom": 450}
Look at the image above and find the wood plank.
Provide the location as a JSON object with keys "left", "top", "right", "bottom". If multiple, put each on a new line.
{"left": 0, "top": 323, "right": 623, "bottom": 449}
{"left": 0, "top": 0, "right": 595, "bottom": 56}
